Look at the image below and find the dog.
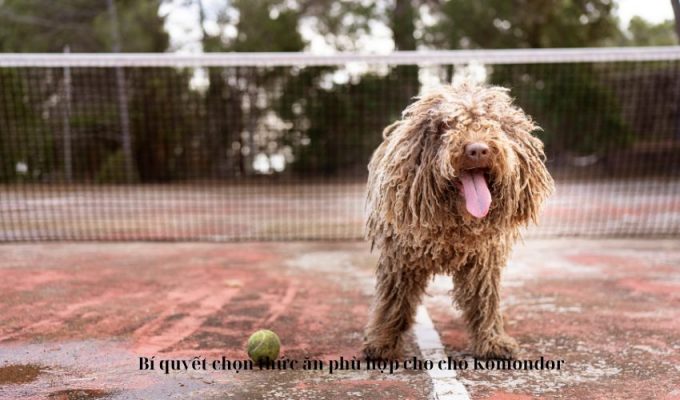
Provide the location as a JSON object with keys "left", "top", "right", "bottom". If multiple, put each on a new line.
{"left": 362, "top": 82, "right": 554, "bottom": 360}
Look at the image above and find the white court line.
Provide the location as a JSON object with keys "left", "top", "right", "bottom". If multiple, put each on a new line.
{"left": 414, "top": 305, "right": 471, "bottom": 400}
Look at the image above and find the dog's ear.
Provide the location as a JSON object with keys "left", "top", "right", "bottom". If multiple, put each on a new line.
{"left": 366, "top": 111, "right": 448, "bottom": 239}
{"left": 500, "top": 109, "right": 554, "bottom": 225}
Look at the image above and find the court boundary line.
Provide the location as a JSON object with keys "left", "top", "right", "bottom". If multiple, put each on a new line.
{"left": 414, "top": 305, "right": 471, "bottom": 400}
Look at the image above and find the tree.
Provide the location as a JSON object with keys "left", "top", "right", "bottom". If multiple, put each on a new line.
{"left": 430, "top": 0, "right": 619, "bottom": 49}
{"left": 0, "top": 69, "right": 46, "bottom": 182}
{"left": 0, "top": 0, "right": 195, "bottom": 182}
{"left": 296, "top": 0, "right": 379, "bottom": 51}
{"left": 274, "top": 0, "right": 421, "bottom": 176}
{"left": 428, "top": 0, "right": 631, "bottom": 156}
{"left": 196, "top": 0, "right": 306, "bottom": 177}
{"left": 626, "top": 16, "right": 677, "bottom": 46}
{"left": 389, "top": 0, "right": 419, "bottom": 111}
{"left": 0, "top": 0, "right": 168, "bottom": 52}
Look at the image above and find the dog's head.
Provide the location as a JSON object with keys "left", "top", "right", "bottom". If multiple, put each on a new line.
{"left": 367, "top": 82, "right": 554, "bottom": 236}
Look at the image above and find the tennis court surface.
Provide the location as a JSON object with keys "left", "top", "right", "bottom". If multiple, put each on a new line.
{"left": 1, "top": 239, "right": 678, "bottom": 399}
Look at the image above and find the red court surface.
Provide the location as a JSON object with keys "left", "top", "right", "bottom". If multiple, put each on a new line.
{"left": 0, "top": 239, "right": 679, "bottom": 399}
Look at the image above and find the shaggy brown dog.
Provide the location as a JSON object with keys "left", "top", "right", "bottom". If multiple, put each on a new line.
{"left": 363, "top": 82, "right": 554, "bottom": 360}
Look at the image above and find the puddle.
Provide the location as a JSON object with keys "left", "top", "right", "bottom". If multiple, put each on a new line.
{"left": 0, "top": 363, "right": 45, "bottom": 384}
{"left": 48, "top": 389, "right": 113, "bottom": 400}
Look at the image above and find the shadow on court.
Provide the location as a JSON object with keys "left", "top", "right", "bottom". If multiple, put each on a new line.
{"left": 0, "top": 239, "right": 678, "bottom": 399}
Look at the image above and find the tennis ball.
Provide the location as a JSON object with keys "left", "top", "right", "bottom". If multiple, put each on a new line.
{"left": 247, "top": 329, "right": 280, "bottom": 364}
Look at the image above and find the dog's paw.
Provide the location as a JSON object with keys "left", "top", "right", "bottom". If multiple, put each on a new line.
{"left": 473, "top": 335, "right": 519, "bottom": 360}
{"left": 361, "top": 343, "right": 403, "bottom": 361}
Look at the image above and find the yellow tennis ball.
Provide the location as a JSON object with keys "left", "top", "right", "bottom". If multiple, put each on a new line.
{"left": 247, "top": 329, "right": 280, "bottom": 364}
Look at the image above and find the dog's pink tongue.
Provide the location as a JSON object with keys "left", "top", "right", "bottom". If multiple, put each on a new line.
{"left": 459, "top": 170, "right": 491, "bottom": 218}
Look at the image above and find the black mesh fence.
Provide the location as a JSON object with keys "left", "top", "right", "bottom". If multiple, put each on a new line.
{"left": 1, "top": 50, "right": 679, "bottom": 241}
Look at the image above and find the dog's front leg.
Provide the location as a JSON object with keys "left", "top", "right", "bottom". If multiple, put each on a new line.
{"left": 452, "top": 254, "right": 518, "bottom": 359}
{"left": 362, "top": 253, "right": 430, "bottom": 360}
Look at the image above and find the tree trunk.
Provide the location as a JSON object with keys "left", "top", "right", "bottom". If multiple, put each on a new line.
{"left": 106, "top": 0, "right": 135, "bottom": 182}
{"left": 672, "top": 0, "right": 680, "bottom": 42}
{"left": 391, "top": 0, "right": 417, "bottom": 51}
{"left": 198, "top": 0, "right": 227, "bottom": 177}
{"left": 389, "top": 0, "right": 419, "bottom": 98}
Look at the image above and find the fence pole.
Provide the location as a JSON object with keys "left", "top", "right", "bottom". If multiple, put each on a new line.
{"left": 106, "top": 0, "right": 135, "bottom": 182}
{"left": 62, "top": 45, "right": 73, "bottom": 182}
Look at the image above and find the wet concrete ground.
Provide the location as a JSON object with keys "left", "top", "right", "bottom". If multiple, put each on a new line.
{"left": 425, "top": 240, "right": 680, "bottom": 399}
{"left": 0, "top": 239, "right": 678, "bottom": 399}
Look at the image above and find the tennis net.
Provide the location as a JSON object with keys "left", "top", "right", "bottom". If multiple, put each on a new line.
{"left": 1, "top": 47, "right": 679, "bottom": 241}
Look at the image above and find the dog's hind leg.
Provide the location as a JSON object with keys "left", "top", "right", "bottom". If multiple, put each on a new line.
{"left": 362, "top": 253, "right": 430, "bottom": 360}
{"left": 452, "top": 252, "right": 518, "bottom": 359}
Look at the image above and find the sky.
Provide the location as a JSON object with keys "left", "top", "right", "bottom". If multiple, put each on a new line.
{"left": 617, "top": 0, "right": 674, "bottom": 25}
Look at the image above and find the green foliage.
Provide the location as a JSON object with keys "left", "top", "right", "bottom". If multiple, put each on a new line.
{"left": 0, "top": 69, "right": 51, "bottom": 182}
{"left": 0, "top": 0, "right": 672, "bottom": 181}
{"left": 128, "top": 68, "right": 197, "bottom": 181}
{"left": 277, "top": 69, "right": 407, "bottom": 175}
{"left": 0, "top": 0, "right": 168, "bottom": 52}
{"left": 96, "top": 149, "right": 139, "bottom": 183}
{"left": 431, "top": 0, "right": 619, "bottom": 49}
{"left": 0, "top": 0, "right": 104, "bottom": 52}
{"left": 430, "top": 0, "right": 633, "bottom": 156}
{"left": 229, "top": 0, "right": 304, "bottom": 52}
{"left": 245, "top": 0, "right": 417, "bottom": 175}
{"left": 626, "top": 17, "right": 678, "bottom": 46}
{"left": 93, "top": 0, "right": 170, "bottom": 52}
{"left": 0, "top": 0, "right": 180, "bottom": 182}
{"left": 296, "top": 0, "right": 378, "bottom": 51}
{"left": 197, "top": 0, "right": 308, "bottom": 176}
{"left": 492, "top": 64, "right": 633, "bottom": 155}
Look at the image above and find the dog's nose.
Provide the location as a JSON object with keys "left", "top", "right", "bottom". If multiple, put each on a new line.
{"left": 464, "top": 142, "right": 490, "bottom": 161}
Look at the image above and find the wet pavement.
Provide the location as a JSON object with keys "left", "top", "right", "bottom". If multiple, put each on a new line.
{"left": 426, "top": 240, "right": 680, "bottom": 399}
{"left": 0, "top": 239, "right": 678, "bottom": 399}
